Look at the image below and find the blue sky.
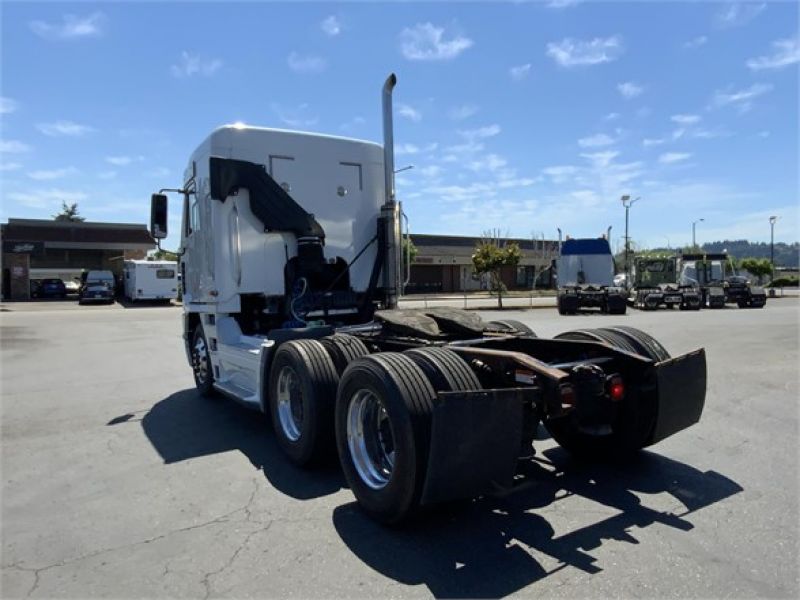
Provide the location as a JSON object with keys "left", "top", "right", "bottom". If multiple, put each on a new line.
{"left": 1, "top": 1, "right": 798, "bottom": 252}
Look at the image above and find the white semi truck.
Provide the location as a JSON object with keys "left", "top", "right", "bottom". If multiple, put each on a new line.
{"left": 149, "top": 74, "right": 708, "bottom": 524}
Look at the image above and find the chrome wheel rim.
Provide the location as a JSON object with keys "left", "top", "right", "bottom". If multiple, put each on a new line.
{"left": 276, "top": 366, "right": 303, "bottom": 442}
{"left": 193, "top": 336, "right": 209, "bottom": 384}
{"left": 347, "top": 389, "right": 395, "bottom": 490}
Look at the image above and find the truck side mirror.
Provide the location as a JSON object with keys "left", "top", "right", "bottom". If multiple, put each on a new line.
{"left": 150, "top": 194, "right": 168, "bottom": 239}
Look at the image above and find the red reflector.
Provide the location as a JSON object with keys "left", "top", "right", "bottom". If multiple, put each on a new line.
{"left": 608, "top": 376, "right": 625, "bottom": 401}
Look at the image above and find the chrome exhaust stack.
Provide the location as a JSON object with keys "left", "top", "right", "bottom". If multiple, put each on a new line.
{"left": 381, "top": 73, "right": 401, "bottom": 309}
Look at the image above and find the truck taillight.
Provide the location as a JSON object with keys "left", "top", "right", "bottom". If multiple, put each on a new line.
{"left": 559, "top": 383, "right": 576, "bottom": 409}
{"left": 607, "top": 375, "right": 625, "bottom": 401}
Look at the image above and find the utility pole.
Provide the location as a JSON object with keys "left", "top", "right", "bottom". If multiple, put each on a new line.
{"left": 769, "top": 215, "right": 777, "bottom": 281}
{"left": 621, "top": 195, "right": 640, "bottom": 286}
{"left": 692, "top": 218, "right": 704, "bottom": 248}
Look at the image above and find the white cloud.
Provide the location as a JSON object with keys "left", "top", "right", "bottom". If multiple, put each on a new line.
{"left": 547, "top": 0, "right": 582, "bottom": 8}
{"left": 321, "top": 15, "right": 341, "bottom": 36}
{"left": 546, "top": 36, "right": 623, "bottom": 67}
{"left": 448, "top": 104, "right": 478, "bottom": 120}
{"left": 36, "top": 120, "right": 95, "bottom": 137}
{"left": 671, "top": 114, "right": 701, "bottom": 125}
{"left": 395, "top": 143, "right": 420, "bottom": 155}
{"left": 27, "top": 167, "right": 78, "bottom": 180}
{"left": 617, "top": 81, "right": 643, "bottom": 99}
{"left": 715, "top": 3, "right": 766, "bottom": 28}
{"left": 287, "top": 52, "right": 327, "bottom": 74}
{"left": 542, "top": 165, "right": 578, "bottom": 183}
{"left": 443, "top": 141, "right": 484, "bottom": 156}
{"left": 271, "top": 103, "right": 319, "bottom": 128}
{"left": 0, "top": 162, "right": 23, "bottom": 172}
{"left": 0, "top": 97, "right": 18, "bottom": 114}
{"left": 7, "top": 188, "right": 87, "bottom": 209}
{"left": 467, "top": 153, "right": 508, "bottom": 173}
{"left": 97, "top": 171, "right": 117, "bottom": 180}
{"left": 397, "top": 103, "right": 422, "bottom": 122}
{"left": 578, "top": 133, "right": 616, "bottom": 148}
{"left": 420, "top": 165, "right": 443, "bottom": 178}
{"left": 746, "top": 37, "right": 800, "bottom": 71}
{"left": 399, "top": 23, "right": 473, "bottom": 61}
{"left": 171, "top": 52, "right": 222, "bottom": 78}
{"left": 458, "top": 124, "right": 501, "bottom": 141}
{"left": 149, "top": 167, "right": 171, "bottom": 178}
{"left": 643, "top": 138, "right": 667, "bottom": 147}
{"left": 105, "top": 155, "right": 143, "bottom": 166}
{"left": 659, "top": 152, "right": 692, "bottom": 164}
{"left": 0, "top": 140, "right": 31, "bottom": 153}
{"left": 339, "top": 116, "right": 366, "bottom": 133}
{"left": 29, "top": 12, "right": 104, "bottom": 41}
{"left": 684, "top": 36, "right": 708, "bottom": 49}
{"left": 509, "top": 63, "right": 532, "bottom": 81}
{"left": 581, "top": 151, "right": 619, "bottom": 168}
{"left": 605, "top": 112, "right": 620, "bottom": 121}
{"left": 711, "top": 83, "right": 773, "bottom": 113}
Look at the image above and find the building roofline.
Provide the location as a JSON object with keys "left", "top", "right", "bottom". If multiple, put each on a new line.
{"left": 4, "top": 218, "right": 149, "bottom": 230}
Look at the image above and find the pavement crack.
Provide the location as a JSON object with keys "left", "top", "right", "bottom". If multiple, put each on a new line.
{"left": 7, "top": 487, "right": 263, "bottom": 597}
{"left": 201, "top": 520, "right": 273, "bottom": 600}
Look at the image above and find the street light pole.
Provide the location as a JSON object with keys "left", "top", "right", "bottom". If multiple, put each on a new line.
{"left": 692, "top": 218, "right": 704, "bottom": 248}
{"left": 769, "top": 216, "right": 777, "bottom": 281}
{"left": 621, "top": 195, "right": 640, "bottom": 286}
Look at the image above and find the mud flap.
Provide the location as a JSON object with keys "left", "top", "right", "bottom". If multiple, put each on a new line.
{"left": 420, "top": 388, "right": 527, "bottom": 505}
{"left": 650, "top": 349, "right": 706, "bottom": 444}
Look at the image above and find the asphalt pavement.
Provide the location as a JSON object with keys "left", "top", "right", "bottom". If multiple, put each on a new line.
{"left": 1, "top": 298, "right": 798, "bottom": 598}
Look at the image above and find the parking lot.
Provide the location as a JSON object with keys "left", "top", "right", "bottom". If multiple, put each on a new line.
{"left": 1, "top": 299, "right": 798, "bottom": 598}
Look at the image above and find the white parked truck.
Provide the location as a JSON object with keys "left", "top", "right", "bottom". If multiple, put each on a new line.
{"left": 123, "top": 260, "right": 179, "bottom": 302}
{"left": 149, "top": 74, "right": 708, "bottom": 524}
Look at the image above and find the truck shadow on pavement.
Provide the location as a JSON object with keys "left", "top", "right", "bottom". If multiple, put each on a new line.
{"left": 332, "top": 448, "right": 743, "bottom": 599}
{"left": 136, "top": 389, "right": 345, "bottom": 500}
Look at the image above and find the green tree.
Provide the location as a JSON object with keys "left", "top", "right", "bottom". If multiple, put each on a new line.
{"left": 471, "top": 233, "right": 521, "bottom": 308}
{"left": 739, "top": 257, "right": 773, "bottom": 284}
{"left": 401, "top": 236, "right": 418, "bottom": 268}
{"left": 52, "top": 201, "right": 85, "bottom": 222}
{"left": 152, "top": 249, "right": 179, "bottom": 261}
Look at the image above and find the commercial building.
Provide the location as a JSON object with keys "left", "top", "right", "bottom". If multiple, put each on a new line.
{"left": 1, "top": 218, "right": 156, "bottom": 300}
{"left": 408, "top": 234, "right": 559, "bottom": 294}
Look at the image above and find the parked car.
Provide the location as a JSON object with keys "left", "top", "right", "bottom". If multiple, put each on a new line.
{"left": 64, "top": 279, "right": 81, "bottom": 295}
{"left": 78, "top": 270, "right": 116, "bottom": 304}
{"left": 37, "top": 278, "right": 67, "bottom": 299}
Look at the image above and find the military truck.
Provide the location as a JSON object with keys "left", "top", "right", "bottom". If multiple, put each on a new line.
{"left": 629, "top": 256, "right": 701, "bottom": 310}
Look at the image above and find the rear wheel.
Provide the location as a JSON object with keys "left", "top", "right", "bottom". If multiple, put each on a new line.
{"left": 191, "top": 326, "right": 216, "bottom": 397}
{"left": 404, "top": 347, "right": 481, "bottom": 392}
{"left": 268, "top": 339, "right": 339, "bottom": 466}
{"left": 600, "top": 326, "right": 671, "bottom": 362}
{"left": 319, "top": 334, "right": 369, "bottom": 375}
{"left": 335, "top": 353, "right": 436, "bottom": 524}
{"left": 548, "top": 326, "right": 666, "bottom": 457}
{"left": 487, "top": 319, "right": 537, "bottom": 337}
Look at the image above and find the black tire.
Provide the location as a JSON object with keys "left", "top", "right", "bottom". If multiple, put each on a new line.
{"left": 191, "top": 325, "right": 216, "bottom": 397}
{"left": 404, "top": 347, "right": 482, "bottom": 392}
{"left": 557, "top": 296, "right": 567, "bottom": 315}
{"left": 554, "top": 328, "right": 640, "bottom": 355}
{"left": 488, "top": 319, "right": 537, "bottom": 337}
{"left": 319, "top": 334, "right": 369, "bottom": 375}
{"left": 604, "top": 326, "right": 671, "bottom": 362}
{"left": 268, "top": 339, "right": 340, "bottom": 466}
{"left": 335, "top": 353, "right": 437, "bottom": 524}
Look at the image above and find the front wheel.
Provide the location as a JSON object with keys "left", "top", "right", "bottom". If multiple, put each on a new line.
{"left": 335, "top": 353, "right": 436, "bottom": 524}
{"left": 191, "top": 326, "right": 216, "bottom": 397}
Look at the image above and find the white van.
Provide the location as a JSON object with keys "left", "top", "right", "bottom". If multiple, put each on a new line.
{"left": 123, "top": 260, "right": 179, "bottom": 302}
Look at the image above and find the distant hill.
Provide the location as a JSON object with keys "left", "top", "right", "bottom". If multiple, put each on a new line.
{"left": 647, "top": 240, "right": 799, "bottom": 267}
